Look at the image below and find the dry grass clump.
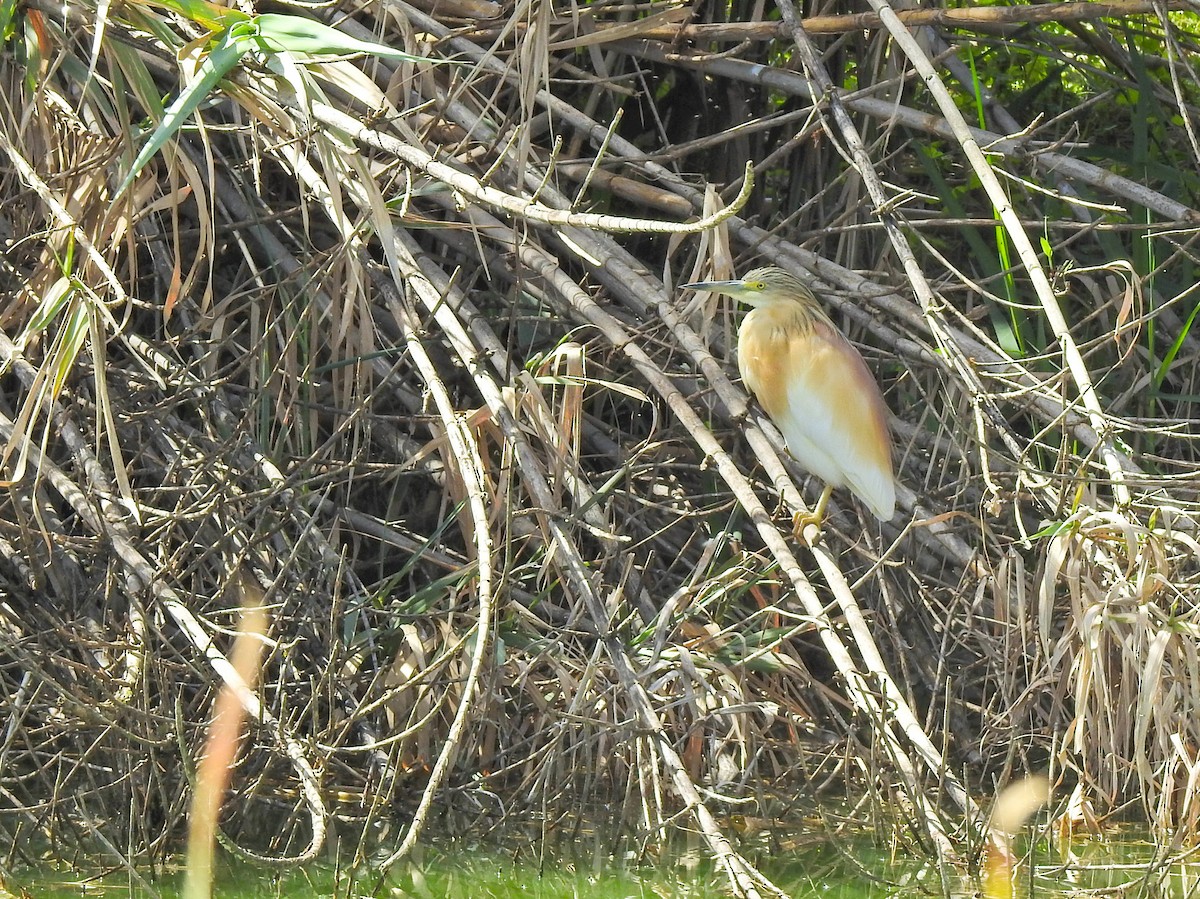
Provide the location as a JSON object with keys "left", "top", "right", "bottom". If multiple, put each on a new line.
{"left": 2, "top": 0, "right": 1200, "bottom": 892}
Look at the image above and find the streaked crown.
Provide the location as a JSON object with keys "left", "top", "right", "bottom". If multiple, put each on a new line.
{"left": 732, "top": 266, "right": 821, "bottom": 309}
{"left": 681, "top": 265, "right": 822, "bottom": 310}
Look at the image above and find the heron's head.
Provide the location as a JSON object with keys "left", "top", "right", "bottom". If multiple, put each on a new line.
{"left": 680, "top": 266, "right": 816, "bottom": 308}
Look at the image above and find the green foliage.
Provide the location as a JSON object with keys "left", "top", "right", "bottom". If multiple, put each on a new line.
{"left": 0, "top": 0, "right": 18, "bottom": 43}
{"left": 117, "top": 11, "right": 448, "bottom": 198}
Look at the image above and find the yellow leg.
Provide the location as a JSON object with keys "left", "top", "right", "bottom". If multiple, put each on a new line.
{"left": 792, "top": 483, "right": 833, "bottom": 545}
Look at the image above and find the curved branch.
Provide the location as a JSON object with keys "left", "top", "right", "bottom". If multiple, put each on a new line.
{"left": 305, "top": 100, "right": 754, "bottom": 236}
{"left": 374, "top": 243, "right": 496, "bottom": 869}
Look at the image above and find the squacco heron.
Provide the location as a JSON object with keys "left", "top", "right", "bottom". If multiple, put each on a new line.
{"left": 682, "top": 266, "right": 895, "bottom": 540}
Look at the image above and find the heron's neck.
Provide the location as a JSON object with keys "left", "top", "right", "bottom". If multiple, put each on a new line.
{"left": 746, "top": 297, "right": 830, "bottom": 333}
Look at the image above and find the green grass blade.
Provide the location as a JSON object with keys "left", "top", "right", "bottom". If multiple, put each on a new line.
{"left": 20, "top": 274, "right": 75, "bottom": 341}
{"left": 0, "top": 0, "right": 18, "bottom": 43}
{"left": 1154, "top": 298, "right": 1200, "bottom": 388}
{"left": 51, "top": 297, "right": 90, "bottom": 398}
{"left": 139, "top": 0, "right": 247, "bottom": 31}
{"left": 966, "top": 44, "right": 1024, "bottom": 356}
{"left": 916, "top": 145, "right": 1023, "bottom": 356}
{"left": 250, "top": 13, "right": 454, "bottom": 61}
{"left": 114, "top": 25, "right": 248, "bottom": 199}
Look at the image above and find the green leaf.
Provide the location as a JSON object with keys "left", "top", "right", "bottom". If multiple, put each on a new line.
{"left": 114, "top": 25, "right": 249, "bottom": 198}
{"left": 1028, "top": 518, "right": 1074, "bottom": 540}
{"left": 114, "top": 11, "right": 458, "bottom": 201}
{"left": 142, "top": 0, "right": 248, "bottom": 31}
{"left": 1154, "top": 298, "right": 1200, "bottom": 388}
{"left": 0, "top": 0, "right": 18, "bottom": 43}
{"left": 20, "top": 275, "right": 75, "bottom": 344}
{"left": 249, "top": 13, "right": 449, "bottom": 62}
{"left": 52, "top": 298, "right": 90, "bottom": 399}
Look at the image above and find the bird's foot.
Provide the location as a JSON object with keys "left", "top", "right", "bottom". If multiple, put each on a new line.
{"left": 792, "top": 485, "right": 833, "bottom": 546}
{"left": 792, "top": 510, "right": 823, "bottom": 546}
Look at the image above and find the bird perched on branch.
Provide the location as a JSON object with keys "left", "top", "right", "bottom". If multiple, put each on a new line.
{"left": 681, "top": 266, "right": 895, "bottom": 542}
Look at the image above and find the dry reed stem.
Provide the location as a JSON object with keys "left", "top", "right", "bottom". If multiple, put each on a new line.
{"left": 478, "top": 1, "right": 1195, "bottom": 44}
{"left": 378, "top": 237, "right": 786, "bottom": 896}
{"left": 619, "top": 41, "right": 1197, "bottom": 224}
{"left": 857, "top": 0, "right": 1132, "bottom": 508}
{"left": 4, "top": 0, "right": 1200, "bottom": 888}
{"left": 374, "top": 243, "right": 495, "bottom": 869}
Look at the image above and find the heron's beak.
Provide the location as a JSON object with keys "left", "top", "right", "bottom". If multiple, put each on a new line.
{"left": 679, "top": 279, "right": 745, "bottom": 292}
{"left": 680, "top": 278, "right": 762, "bottom": 307}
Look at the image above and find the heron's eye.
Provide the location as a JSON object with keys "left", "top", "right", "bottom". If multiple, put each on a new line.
{"left": 750, "top": 281, "right": 766, "bottom": 290}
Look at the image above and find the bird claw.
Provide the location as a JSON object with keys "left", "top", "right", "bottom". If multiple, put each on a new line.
{"left": 792, "top": 485, "right": 832, "bottom": 546}
{"left": 792, "top": 511, "right": 822, "bottom": 546}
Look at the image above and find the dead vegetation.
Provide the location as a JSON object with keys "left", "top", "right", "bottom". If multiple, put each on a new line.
{"left": 2, "top": 0, "right": 1200, "bottom": 893}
